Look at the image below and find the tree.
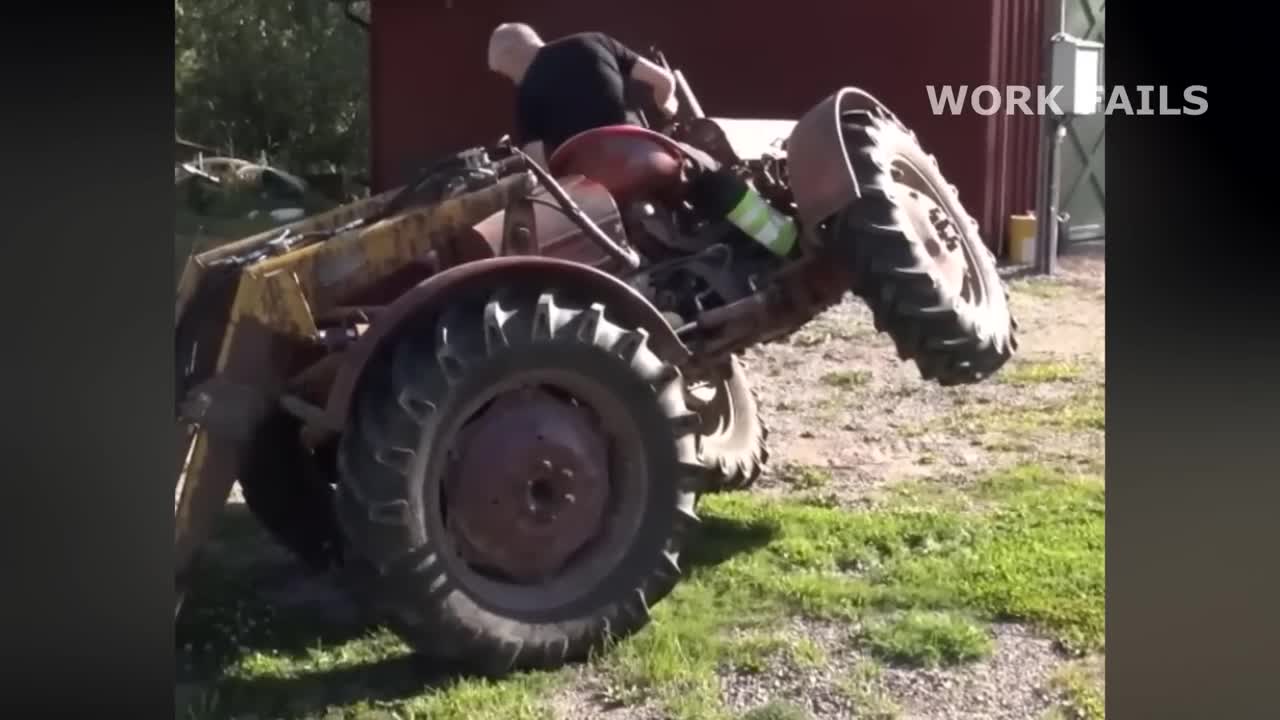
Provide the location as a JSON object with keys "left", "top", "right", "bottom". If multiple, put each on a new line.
{"left": 174, "top": 0, "right": 369, "bottom": 175}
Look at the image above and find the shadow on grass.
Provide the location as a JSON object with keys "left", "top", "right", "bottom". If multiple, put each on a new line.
{"left": 177, "top": 503, "right": 777, "bottom": 717}
{"left": 683, "top": 511, "right": 779, "bottom": 571}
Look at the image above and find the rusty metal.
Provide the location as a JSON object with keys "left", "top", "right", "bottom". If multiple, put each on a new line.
{"left": 174, "top": 171, "right": 540, "bottom": 614}
{"left": 681, "top": 257, "right": 852, "bottom": 373}
{"left": 472, "top": 176, "right": 629, "bottom": 272}
{"left": 174, "top": 318, "right": 293, "bottom": 618}
{"left": 501, "top": 194, "right": 538, "bottom": 255}
{"left": 515, "top": 148, "right": 641, "bottom": 270}
{"left": 446, "top": 389, "right": 610, "bottom": 582}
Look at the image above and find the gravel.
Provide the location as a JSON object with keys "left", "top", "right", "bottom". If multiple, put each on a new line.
{"left": 713, "top": 620, "right": 1061, "bottom": 720}
{"left": 876, "top": 624, "right": 1061, "bottom": 720}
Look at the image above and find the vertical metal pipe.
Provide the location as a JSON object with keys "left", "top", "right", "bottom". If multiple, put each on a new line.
{"left": 1034, "top": 0, "right": 1066, "bottom": 274}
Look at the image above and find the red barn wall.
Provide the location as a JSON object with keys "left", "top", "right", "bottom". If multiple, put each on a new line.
{"left": 368, "top": 0, "right": 1043, "bottom": 255}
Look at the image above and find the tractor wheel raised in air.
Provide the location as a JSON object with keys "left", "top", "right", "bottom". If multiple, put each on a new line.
{"left": 686, "top": 355, "right": 769, "bottom": 492}
{"left": 827, "top": 109, "right": 1018, "bottom": 386}
{"left": 335, "top": 285, "right": 703, "bottom": 674}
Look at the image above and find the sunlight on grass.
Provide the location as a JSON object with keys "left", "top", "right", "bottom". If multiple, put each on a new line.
{"left": 1043, "top": 655, "right": 1105, "bottom": 720}
{"left": 940, "top": 386, "right": 1105, "bottom": 436}
{"left": 594, "top": 464, "right": 1104, "bottom": 718}
{"left": 999, "top": 360, "right": 1084, "bottom": 386}
{"left": 861, "top": 611, "right": 993, "bottom": 667}
{"left": 180, "top": 465, "right": 1103, "bottom": 720}
{"left": 821, "top": 370, "right": 873, "bottom": 389}
{"left": 836, "top": 660, "right": 900, "bottom": 719}
{"left": 778, "top": 463, "right": 832, "bottom": 490}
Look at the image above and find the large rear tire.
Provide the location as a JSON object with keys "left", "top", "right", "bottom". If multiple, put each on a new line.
{"left": 335, "top": 284, "right": 702, "bottom": 674}
{"left": 828, "top": 109, "right": 1017, "bottom": 385}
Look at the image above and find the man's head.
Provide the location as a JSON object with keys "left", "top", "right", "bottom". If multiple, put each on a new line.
{"left": 488, "top": 23, "right": 544, "bottom": 83}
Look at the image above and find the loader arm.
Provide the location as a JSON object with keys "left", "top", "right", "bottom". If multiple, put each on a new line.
{"left": 174, "top": 171, "right": 538, "bottom": 617}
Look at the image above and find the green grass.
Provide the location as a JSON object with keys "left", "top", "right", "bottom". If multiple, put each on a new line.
{"left": 725, "top": 632, "right": 827, "bottom": 674}
{"left": 594, "top": 463, "right": 1102, "bottom": 718}
{"left": 180, "top": 464, "right": 1103, "bottom": 719}
{"left": 836, "top": 660, "right": 900, "bottom": 719}
{"left": 999, "top": 360, "right": 1084, "bottom": 386}
{"left": 940, "top": 386, "right": 1105, "bottom": 437}
{"left": 861, "top": 611, "right": 993, "bottom": 667}
{"left": 176, "top": 510, "right": 564, "bottom": 720}
{"left": 820, "top": 370, "right": 873, "bottom": 389}
{"left": 778, "top": 463, "right": 833, "bottom": 490}
{"left": 1043, "top": 656, "right": 1105, "bottom": 720}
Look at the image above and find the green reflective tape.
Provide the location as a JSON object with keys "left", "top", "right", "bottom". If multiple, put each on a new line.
{"left": 726, "top": 189, "right": 797, "bottom": 256}
{"left": 770, "top": 216, "right": 798, "bottom": 256}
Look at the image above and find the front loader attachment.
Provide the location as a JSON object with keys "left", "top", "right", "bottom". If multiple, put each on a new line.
{"left": 173, "top": 170, "right": 538, "bottom": 618}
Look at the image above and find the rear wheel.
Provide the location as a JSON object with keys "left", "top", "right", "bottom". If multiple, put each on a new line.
{"left": 686, "top": 356, "right": 769, "bottom": 492}
{"left": 335, "top": 285, "right": 702, "bottom": 673}
{"left": 827, "top": 109, "right": 1017, "bottom": 385}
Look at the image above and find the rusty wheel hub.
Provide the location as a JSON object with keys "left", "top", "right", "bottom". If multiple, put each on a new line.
{"left": 446, "top": 388, "right": 610, "bottom": 583}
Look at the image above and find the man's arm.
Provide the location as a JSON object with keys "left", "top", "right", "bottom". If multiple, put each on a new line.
{"left": 630, "top": 56, "right": 678, "bottom": 118}
{"left": 599, "top": 33, "right": 678, "bottom": 118}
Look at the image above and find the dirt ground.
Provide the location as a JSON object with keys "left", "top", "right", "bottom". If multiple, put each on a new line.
{"left": 747, "top": 241, "right": 1104, "bottom": 505}
{"left": 183, "top": 242, "right": 1105, "bottom": 720}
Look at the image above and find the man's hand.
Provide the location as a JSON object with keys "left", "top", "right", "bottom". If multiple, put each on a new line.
{"left": 632, "top": 56, "right": 679, "bottom": 119}
{"left": 659, "top": 90, "right": 679, "bottom": 119}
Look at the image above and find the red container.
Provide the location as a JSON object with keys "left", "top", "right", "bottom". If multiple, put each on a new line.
{"left": 368, "top": 0, "right": 1044, "bottom": 254}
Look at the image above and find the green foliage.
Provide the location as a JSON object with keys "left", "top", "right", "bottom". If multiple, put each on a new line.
{"left": 861, "top": 611, "right": 993, "bottom": 667}
{"left": 174, "top": 0, "right": 369, "bottom": 174}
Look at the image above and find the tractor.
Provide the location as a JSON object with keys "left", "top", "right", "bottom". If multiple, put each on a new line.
{"left": 174, "top": 55, "right": 1016, "bottom": 675}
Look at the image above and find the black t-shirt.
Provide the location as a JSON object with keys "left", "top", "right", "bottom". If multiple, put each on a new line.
{"left": 513, "top": 32, "right": 641, "bottom": 155}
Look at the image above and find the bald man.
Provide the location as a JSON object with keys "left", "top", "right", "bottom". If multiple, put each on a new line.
{"left": 487, "top": 24, "right": 678, "bottom": 167}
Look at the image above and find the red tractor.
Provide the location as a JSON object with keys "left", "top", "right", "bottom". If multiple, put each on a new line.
{"left": 174, "top": 58, "right": 1016, "bottom": 675}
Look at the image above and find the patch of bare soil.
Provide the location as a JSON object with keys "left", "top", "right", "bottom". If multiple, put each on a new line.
{"left": 743, "top": 247, "right": 1105, "bottom": 508}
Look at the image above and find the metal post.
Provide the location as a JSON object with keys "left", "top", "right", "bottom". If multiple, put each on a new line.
{"left": 1036, "top": 122, "right": 1065, "bottom": 275}
{"left": 1034, "top": 0, "right": 1066, "bottom": 275}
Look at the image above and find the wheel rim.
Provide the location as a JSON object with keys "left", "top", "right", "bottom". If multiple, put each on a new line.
{"left": 425, "top": 367, "right": 651, "bottom": 616}
{"left": 686, "top": 374, "right": 733, "bottom": 446}
{"left": 888, "top": 159, "right": 990, "bottom": 307}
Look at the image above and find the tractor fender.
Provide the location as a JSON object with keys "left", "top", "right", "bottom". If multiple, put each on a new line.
{"left": 786, "top": 87, "right": 899, "bottom": 230}
{"left": 324, "top": 256, "right": 691, "bottom": 427}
